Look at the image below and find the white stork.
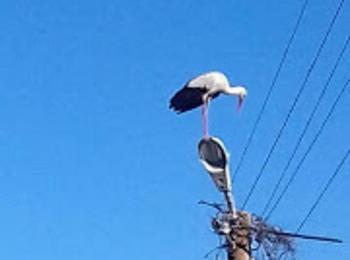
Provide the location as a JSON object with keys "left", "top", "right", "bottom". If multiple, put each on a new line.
{"left": 169, "top": 71, "right": 247, "bottom": 137}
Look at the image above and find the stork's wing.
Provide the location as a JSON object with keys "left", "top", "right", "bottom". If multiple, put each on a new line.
{"left": 169, "top": 86, "right": 206, "bottom": 113}
{"left": 186, "top": 71, "right": 227, "bottom": 89}
{"left": 169, "top": 71, "right": 226, "bottom": 114}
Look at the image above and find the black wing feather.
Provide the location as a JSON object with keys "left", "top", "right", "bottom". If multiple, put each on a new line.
{"left": 169, "top": 86, "right": 207, "bottom": 113}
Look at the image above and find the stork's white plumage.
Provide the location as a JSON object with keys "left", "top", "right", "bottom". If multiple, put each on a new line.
{"left": 169, "top": 71, "right": 247, "bottom": 136}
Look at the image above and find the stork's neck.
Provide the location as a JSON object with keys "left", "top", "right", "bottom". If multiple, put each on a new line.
{"left": 224, "top": 86, "right": 246, "bottom": 96}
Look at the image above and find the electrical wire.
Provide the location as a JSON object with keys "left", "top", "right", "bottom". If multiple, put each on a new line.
{"left": 265, "top": 79, "right": 350, "bottom": 220}
{"left": 261, "top": 36, "right": 350, "bottom": 217}
{"left": 296, "top": 149, "right": 350, "bottom": 232}
{"left": 231, "top": 0, "right": 309, "bottom": 182}
{"left": 241, "top": 0, "right": 346, "bottom": 210}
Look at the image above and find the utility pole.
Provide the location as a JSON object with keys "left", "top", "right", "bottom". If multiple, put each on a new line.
{"left": 227, "top": 211, "right": 251, "bottom": 260}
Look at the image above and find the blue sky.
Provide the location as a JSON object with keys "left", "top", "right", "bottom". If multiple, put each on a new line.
{"left": 0, "top": 0, "right": 349, "bottom": 259}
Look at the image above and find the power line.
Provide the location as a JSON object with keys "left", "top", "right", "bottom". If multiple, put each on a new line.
{"left": 241, "top": 0, "right": 346, "bottom": 210}
{"left": 265, "top": 79, "right": 350, "bottom": 220}
{"left": 296, "top": 149, "right": 350, "bottom": 233}
{"left": 231, "top": 0, "right": 309, "bottom": 182}
{"left": 261, "top": 36, "right": 350, "bottom": 217}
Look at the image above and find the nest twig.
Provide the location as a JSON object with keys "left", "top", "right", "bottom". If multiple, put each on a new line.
{"left": 250, "top": 215, "right": 296, "bottom": 260}
{"left": 200, "top": 201, "right": 295, "bottom": 260}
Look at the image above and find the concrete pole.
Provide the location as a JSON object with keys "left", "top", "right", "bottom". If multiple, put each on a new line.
{"left": 227, "top": 211, "right": 251, "bottom": 260}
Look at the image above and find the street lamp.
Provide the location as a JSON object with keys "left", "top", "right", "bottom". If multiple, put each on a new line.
{"left": 198, "top": 137, "right": 235, "bottom": 214}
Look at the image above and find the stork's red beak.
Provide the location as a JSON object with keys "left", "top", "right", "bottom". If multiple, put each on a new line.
{"left": 237, "top": 96, "right": 244, "bottom": 111}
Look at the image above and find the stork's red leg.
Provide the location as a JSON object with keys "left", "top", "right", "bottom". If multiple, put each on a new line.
{"left": 201, "top": 105, "right": 206, "bottom": 137}
{"left": 201, "top": 102, "right": 208, "bottom": 138}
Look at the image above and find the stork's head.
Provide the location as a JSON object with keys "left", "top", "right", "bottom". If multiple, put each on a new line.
{"left": 227, "top": 85, "right": 247, "bottom": 111}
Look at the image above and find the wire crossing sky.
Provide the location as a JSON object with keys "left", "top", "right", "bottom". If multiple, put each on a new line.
{"left": 265, "top": 79, "right": 350, "bottom": 220}
{"left": 296, "top": 149, "right": 350, "bottom": 232}
{"left": 261, "top": 36, "right": 350, "bottom": 217}
{"left": 0, "top": 1, "right": 349, "bottom": 260}
{"left": 232, "top": 0, "right": 309, "bottom": 183}
{"left": 241, "top": 0, "right": 347, "bottom": 210}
